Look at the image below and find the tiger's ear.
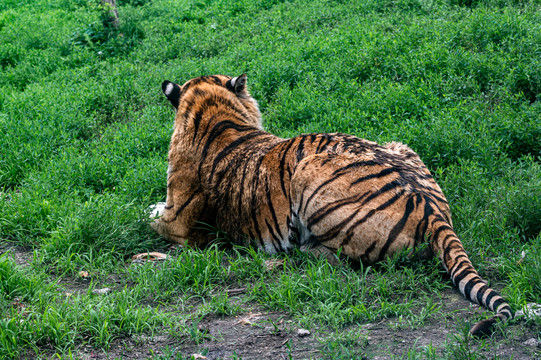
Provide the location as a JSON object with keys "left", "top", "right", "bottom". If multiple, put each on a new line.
{"left": 226, "top": 74, "right": 247, "bottom": 95}
{"left": 162, "top": 80, "right": 181, "bottom": 109}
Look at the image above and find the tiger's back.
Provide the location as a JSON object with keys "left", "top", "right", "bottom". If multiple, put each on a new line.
{"left": 152, "top": 74, "right": 512, "bottom": 336}
{"left": 206, "top": 130, "right": 434, "bottom": 257}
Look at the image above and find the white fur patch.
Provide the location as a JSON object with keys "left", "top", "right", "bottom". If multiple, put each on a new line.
{"left": 149, "top": 202, "right": 167, "bottom": 218}
{"left": 230, "top": 77, "right": 237, "bottom": 87}
{"left": 164, "top": 82, "right": 174, "bottom": 96}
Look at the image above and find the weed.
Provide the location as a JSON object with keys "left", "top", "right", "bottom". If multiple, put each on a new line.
{"left": 390, "top": 339, "right": 440, "bottom": 359}
{"left": 199, "top": 293, "right": 242, "bottom": 318}
{"left": 318, "top": 328, "right": 368, "bottom": 359}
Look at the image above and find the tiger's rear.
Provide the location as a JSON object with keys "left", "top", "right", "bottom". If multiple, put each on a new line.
{"left": 290, "top": 150, "right": 513, "bottom": 336}
{"left": 152, "top": 74, "right": 513, "bottom": 336}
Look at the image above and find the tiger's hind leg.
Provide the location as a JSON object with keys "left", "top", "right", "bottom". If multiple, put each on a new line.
{"left": 291, "top": 153, "right": 422, "bottom": 265}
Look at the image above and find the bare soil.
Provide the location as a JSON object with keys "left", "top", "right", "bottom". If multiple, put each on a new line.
{"left": 2, "top": 243, "right": 540, "bottom": 360}
{"left": 62, "top": 299, "right": 541, "bottom": 360}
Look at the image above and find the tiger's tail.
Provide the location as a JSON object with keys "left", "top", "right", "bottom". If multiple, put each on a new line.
{"left": 428, "top": 212, "right": 513, "bottom": 336}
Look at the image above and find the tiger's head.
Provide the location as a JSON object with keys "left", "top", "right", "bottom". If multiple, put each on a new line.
{"left": 161, "top": 74, "right": 262, "bottom": 130}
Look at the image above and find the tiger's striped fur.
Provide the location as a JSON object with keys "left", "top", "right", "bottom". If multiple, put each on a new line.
{"left": 151, "top": 74, "right": 513, "bottom": 336}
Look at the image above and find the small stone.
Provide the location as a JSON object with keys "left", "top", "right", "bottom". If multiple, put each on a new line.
{"left": 297, "top": 328, "right": 310, "bottom": 337}
{"left": 515, "top": 303, "right": 541, "bottom": 319}
{"left": 523, "top": 338, "right": 540, "bottom": 347}
{"left": 92, "top": 288, "right": 112, "bottom": 295}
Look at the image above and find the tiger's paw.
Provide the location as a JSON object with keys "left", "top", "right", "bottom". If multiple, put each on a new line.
{"left": 149, "top": 202, "right": 167, "bottom": 219}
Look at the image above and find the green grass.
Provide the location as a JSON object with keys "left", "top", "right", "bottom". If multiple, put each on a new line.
{"left": 1, "top": 0, "right": 540, "bottom": 358}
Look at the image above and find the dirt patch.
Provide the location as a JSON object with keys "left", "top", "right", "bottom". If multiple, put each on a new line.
{"left": 48, "top": 294, "right": 540, "bottom": 360}
{"left": 0, "top": 241, "right": 35, "bottom": 267}
{"left": 37, "top": 312, "right": 323, "bottom": 360}
{"left": 181, "top": 312, "right": 320, "bottom": 359}
{"left": 361, "top": 289, "right": 541, "bottom": 359}
{"left": 66, "top": 290, "right": 540, "bottom": 360}
{"left": 3, "top": 243, "right": 540, "bottom": 359}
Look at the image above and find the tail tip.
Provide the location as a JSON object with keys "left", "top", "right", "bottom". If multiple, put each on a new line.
{"left": 469, "top": 318, "right": 497, "bottom": 337}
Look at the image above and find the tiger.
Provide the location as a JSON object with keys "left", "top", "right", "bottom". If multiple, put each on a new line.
{"left": 150, "top": 73, "right": 513, "bottom": 336}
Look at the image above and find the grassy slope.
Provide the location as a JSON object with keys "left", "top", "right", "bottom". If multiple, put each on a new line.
{"left": 0, "top": 0, "right": 540, "bottom": 358}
